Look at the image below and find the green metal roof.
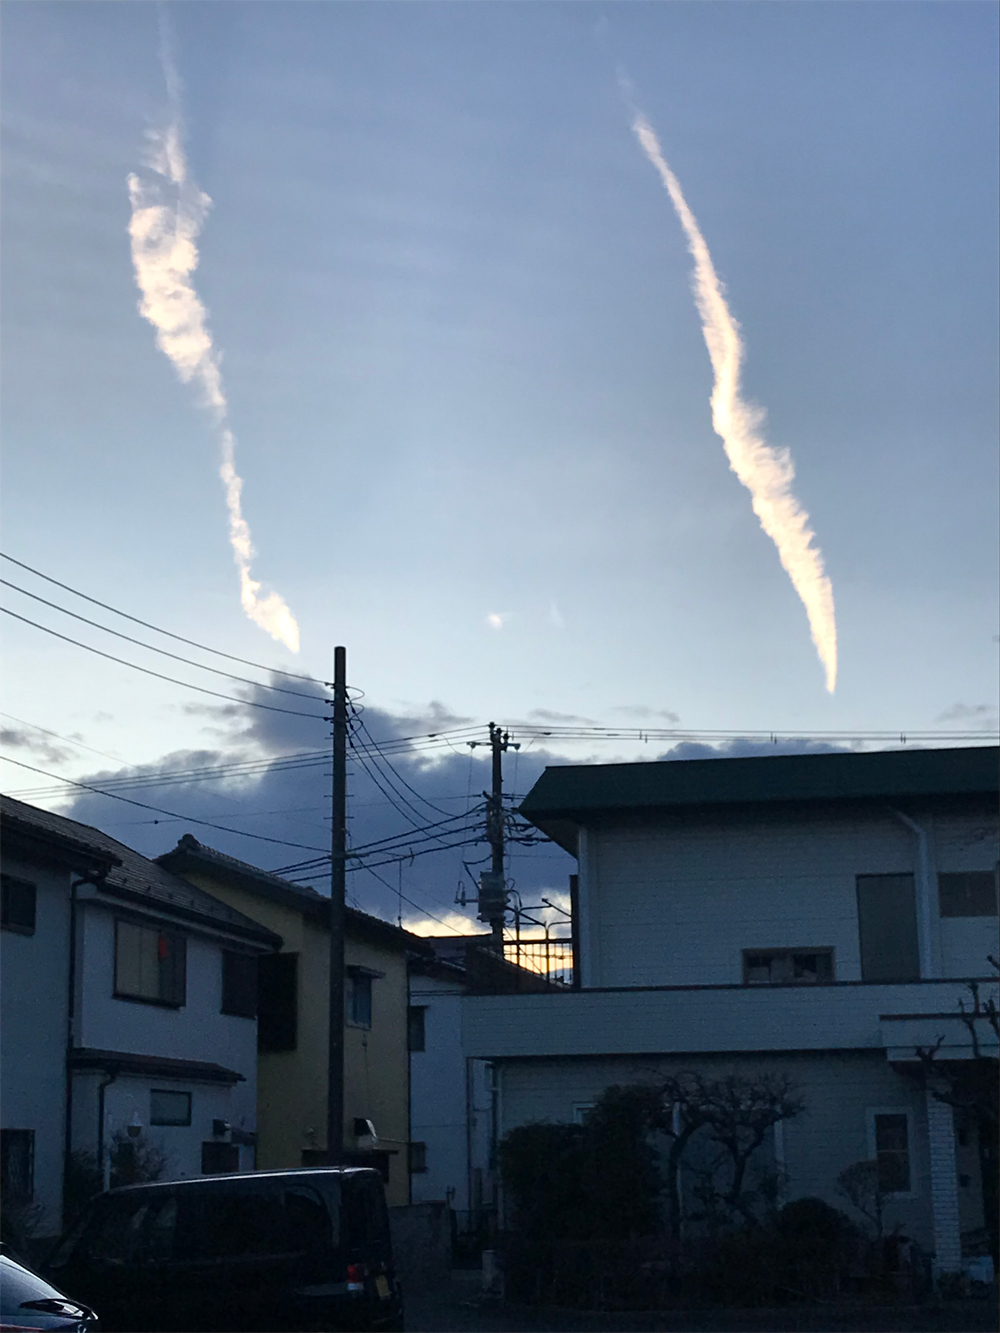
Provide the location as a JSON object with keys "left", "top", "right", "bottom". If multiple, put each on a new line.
{"left": 519, "top": 745, "right": 999, "bottom": 831}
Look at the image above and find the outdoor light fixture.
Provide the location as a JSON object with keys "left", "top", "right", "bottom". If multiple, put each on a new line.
{"left": 126, "top": 1109, "right": 143, "bottom": 1139}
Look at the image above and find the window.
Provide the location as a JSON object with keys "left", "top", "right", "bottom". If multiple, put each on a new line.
{"left": 872, "top": 1112, "right": 912, "bottom": 1194}
{"left": 347, "top": 970, "right": 372, "bottom": 1028}
{"left": 742, "top": 949, "right": 834, "bottom": 985}
{"left": 1, "top": 875, "right": 36, "bottom": 935}
{"left": 938, "top": 872, "right": 998, "bottom": 918}
{"left": 221, "top": 950, "right": 257, "bottom": 1018}
{"left": 408, "top": 1005, "right": 426, "bottom": 1052}
{"left": 258, "top": 952, "right": 297, "bottom": 1051}
{"left": 856, "top": 874, "right": 920, "bottom": 982}
{"left": 150, "top": 1090, "right": 192, "bottom": 1126}
{"left": 409, "top": 1142, "right": 427, "bottom": 1174}
{"left": 0, "top": 1129, "right": 34, "bottom": 1202}
{"left": 114, "top": 920, "right": 186, "bottom": 1005}
{"left": 201, "top": 1141, "right": 240, "bottom": 1175}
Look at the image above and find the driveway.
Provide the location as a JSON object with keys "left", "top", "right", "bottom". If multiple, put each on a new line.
{"left": 406, "top": 1271, "right": 999, "bottom": 1332}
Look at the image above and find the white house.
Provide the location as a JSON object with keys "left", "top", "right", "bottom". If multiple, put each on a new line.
{"left": 462, "top": 745, "right": 999, "bottom": 1274}
{"left": 1, "top": 796, "right": 280, "bottom": 1242}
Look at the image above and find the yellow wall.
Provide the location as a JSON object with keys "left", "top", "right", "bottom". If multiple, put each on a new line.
{"left": 178, "top": 871, "right": 410, "bottom": 1205}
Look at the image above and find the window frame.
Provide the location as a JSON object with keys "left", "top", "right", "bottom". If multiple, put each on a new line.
{"left": 937, "top": 871, "right": 998, "bottom": 919}
{"left": 221, "top": 949, "right": 258, "bottom": 1019}
{"left": 408, "top": 1142, "right": 427, "bottom": 1174}
{"left": 114, "top": 918, "right": 187, "bottom": 1008}
{"left": 741, "top": 947, "right": 835, "bottom": 986}
{"left": 149, "top": 1089, "right": 193, "bottom": 1127}
{"left": 866, "top": 1107, "right": 916, "bottom": 1199}
{"left": 407, "top": 1005, "right": 426, "bottom": 1052}
{"left": 1, "top": 875, "right": 37, "bottom": 936}
{"left": 346, "top": 968, "right": 375, "bottom": 1029}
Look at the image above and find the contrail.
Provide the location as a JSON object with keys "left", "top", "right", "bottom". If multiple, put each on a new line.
{"left": 126, "top": 23, "right": 300, "bottom": 653}
{"left": 629, "top": 108, "right": 837, "bottom": 692}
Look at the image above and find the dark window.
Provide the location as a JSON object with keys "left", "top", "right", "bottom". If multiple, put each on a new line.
{"left": 409, "top": 1142, "right": 427, "bottom": 1174}
{"left": 1, "top": 876, "right": 36, "bottom": 935}
{"left": 0, "top": 1129, "right": 34, "bottom": 1202}
{"left": 258, "top": 952, "right": 298, "bottom": 1051}
{"left": 347, "top": 971, "right": 372, "bottom": 1027}
{"left": 874, "top": 1113, "right": 911, "bottom": 1193}
{"left": 856, "top": 874, "right": 921, "bottom": 982}
{"left": 222, "top": 950, "right": 257, "bottom": 1018}
{"left": 150, "top": 1090, "right": 192, "bottom": 1126}
{"left": 408, "top": 1005, "right": 426, "bottom": 1051}
{"left": 938, "top": 872, "right": 998, "bottom": 918}
{"left": 201, "top": 1141, "right": 240, "bottom": 1175}
{"left": 742, "top": 949, "right": 834, "bottom": 985}
{"left": 114, "top": 920, "right": 186, "bottom": 1005}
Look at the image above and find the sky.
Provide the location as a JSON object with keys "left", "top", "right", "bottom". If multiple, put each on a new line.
{"left": 2, "top": 2, "right": 998, "bottom": 930}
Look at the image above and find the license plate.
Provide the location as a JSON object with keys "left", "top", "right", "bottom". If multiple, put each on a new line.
{"left": 376, "top": 1275, "right": 391, "bottom": 1300}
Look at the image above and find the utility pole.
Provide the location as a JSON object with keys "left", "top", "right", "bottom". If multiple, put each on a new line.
{"left": 486, "top": 722, "right": 510, "bottom": 951}
{"left": 326, "top": 645, "right": 347, "bottom": 1164}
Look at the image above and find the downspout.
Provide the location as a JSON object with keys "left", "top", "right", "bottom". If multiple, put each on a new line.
{"left": 96, "top": 1067, "right": 119, "bottom": 1192}
{"left": 889, "top": 808, "right": 936, "bottom": 979}
{"left": 465, "top": 1057, "right": 473, "bottom": 1228}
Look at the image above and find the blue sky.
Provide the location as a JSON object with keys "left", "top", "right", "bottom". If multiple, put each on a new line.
{"left": 2, "top": 3, "right": 997, "bottom": 925}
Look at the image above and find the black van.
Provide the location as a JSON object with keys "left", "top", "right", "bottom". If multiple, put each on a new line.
{"left": 46, "top": 1167, "right": 403, "bottom": 1332}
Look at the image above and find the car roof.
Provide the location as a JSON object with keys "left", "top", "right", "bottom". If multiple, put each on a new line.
{"left": 103, "top": 1166, "right": 380, "bottom": 1196}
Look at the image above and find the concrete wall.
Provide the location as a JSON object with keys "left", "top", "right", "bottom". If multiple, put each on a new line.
{"left": 0, "top": 852, "right": 72, "bottom": 1236}
{"left": 463, "top": 978, "right": 990, "bottom": 1060}
{"left": 496, "top": 1049, "right": 936, "bottom": 1250}
{"left": 578, "top": 806, "right": 997, "bottom": 990}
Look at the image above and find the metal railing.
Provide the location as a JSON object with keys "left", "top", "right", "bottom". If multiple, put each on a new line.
{"left": 505, "top": 934, "right": 574, "bottom": 986}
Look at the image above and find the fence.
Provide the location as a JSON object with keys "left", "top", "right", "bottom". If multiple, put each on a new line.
{"left": 505, "top": 935, "right": 574, "bottom": 987}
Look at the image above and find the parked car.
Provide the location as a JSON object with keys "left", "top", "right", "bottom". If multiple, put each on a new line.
{"left": 45, "top": 1167, "right": 403, "bottom": 1332}
{"left": 0, "top": 1251, "right": 98, "bottom": 1332}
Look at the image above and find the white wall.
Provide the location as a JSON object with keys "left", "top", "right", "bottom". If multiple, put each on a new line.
{"left": 409, "top": 972, "right": 492, "bottom": 1220}
{"left": 930, "top": 811, "right": 1000, "bottom": 977}
{"left": 497, "top": 1049, "right": 935, "bottom": 1249}
{"left": 73, "top": 901, "right": 258, "bottom": 1181}
{"left": 0, "top": 854, "right": 71, "bottom": 1236}
{"left": 583, "top": 806, "right": 997, "bottom": 989}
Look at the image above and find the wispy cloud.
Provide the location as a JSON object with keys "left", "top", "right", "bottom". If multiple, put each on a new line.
{"left": 486, "top": 613, "right": 506, "bottom": 630}
{"left": 0, "top": 726, "right": 72, "bottom": 766}
{"left": 548, "top": 602, "right": 566, "bottom": 630}
{"left": 613, "top": 704, "right": 681, "bottom": 724}
{"left": 126, "top": 15, "right": 299, "bottom": 652}
{"left": 628, "top": 102, "right": 837, "bottom": 693}
{"left": 936, "top": 703, "right": 998, "bottom": 729}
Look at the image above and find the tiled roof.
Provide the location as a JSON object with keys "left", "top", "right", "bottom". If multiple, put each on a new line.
{"left": 156, "top": 834, "right": 425, "bottom": 954}
{"left": 1, "top": 795, "right": 280, "bottom": 947}
{"left": 521, "top": 745, "right": 1000, "bottom": 823}
{"left": 69, "top": 1048, "right": 244, "bottom": 1084}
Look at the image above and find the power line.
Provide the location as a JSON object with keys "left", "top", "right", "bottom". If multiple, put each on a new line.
{"left": 0, "top": 552, "right": 322, "bottom": 683}
{"left": 351, "top": 711, "right": 452, "bottom": 817}
{"left": 0, "top": 755, "right": 329, "bottom": 853}
{"left": 354, "top": 863, "right": 467, "bottom": 935}
{"left": 1, "top": 579, "right": 326, "bottom": 701}
{"left": 0, "top": 712, "right": 137, "bottom": 768}
{"left": 1, "top": 608, "right": 329, "bottom": 720}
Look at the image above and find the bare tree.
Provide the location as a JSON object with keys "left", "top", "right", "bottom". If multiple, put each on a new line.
{"left": 659, "top": 1071, "right": 804, "bottom": 1234}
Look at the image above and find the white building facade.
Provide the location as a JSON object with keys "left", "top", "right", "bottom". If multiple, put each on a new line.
{"left": 1, "top": 797, "right": 280, "bottom": 1243}
{"left": 462, "top": 746, "right": 999, "bottom": 1273}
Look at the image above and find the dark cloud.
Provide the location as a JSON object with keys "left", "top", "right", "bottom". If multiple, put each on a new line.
{"left": 656, "top": 738, "right": 855, "bottom": 761}
{"left": 50, "top": 677, "right": 861, "bottom": 931}
{"left": 527, "top": 709, "right": 597, "bottom": 725}
{"left": 936, "top": 703, "right": 997, "bottom": 728}
{"left": 0, "top": 726, "right": 72, "bottom": 765}
{"left": 612, "top": 705, "right": 682, "bottom": 724}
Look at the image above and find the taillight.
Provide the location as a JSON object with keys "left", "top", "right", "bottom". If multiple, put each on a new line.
{"left": 346, "top": 1262, "right": 367, "bottom": 1282}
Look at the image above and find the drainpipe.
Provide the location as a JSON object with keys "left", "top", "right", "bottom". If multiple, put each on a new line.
{"left": 890, "top": 808, "right": 936, "bottom": 979}
{"left": 97, "top": 1067, "right": 119, "bottom": 1192}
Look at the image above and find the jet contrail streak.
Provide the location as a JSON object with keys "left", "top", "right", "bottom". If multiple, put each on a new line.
{"left": 126, "top": 33, "right": 300, "bottom": 653}
{"left": 630, "top": 110, "right": 837, "bottom": 692}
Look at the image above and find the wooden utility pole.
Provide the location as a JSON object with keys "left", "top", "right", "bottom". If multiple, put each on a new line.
{"left": 326, "top": 645, "right": 347, "bottom": 1163}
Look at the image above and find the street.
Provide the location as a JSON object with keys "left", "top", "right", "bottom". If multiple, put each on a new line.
{"left": 406, "top": 1272, "right": 1000, "bottom": 1333}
